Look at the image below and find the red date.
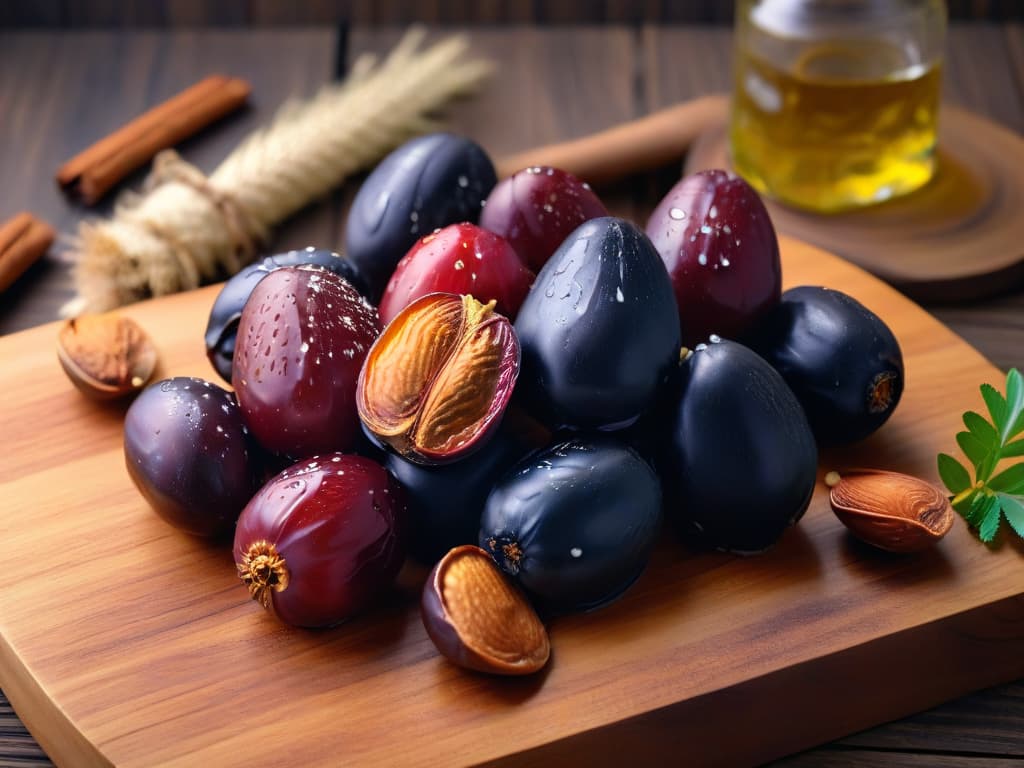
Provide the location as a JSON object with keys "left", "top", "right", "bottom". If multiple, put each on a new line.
{"left": 645, "top": 169, "right": 780, "bottom": 346}
{"left": 234, "top": 453, "right": 405, "bottom": 627}
{"left": 379, "top": 223, "right": 533, "bottom": 327}
{"left": 480, "top": 166, "right": 608, "bottom": 272}
{"left": 233, "top": 266, "right": 380, "bottom": 459}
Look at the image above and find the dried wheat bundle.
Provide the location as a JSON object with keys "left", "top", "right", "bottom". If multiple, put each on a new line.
{"left": 62, "top": 28, "right": 491, "bottom": 316}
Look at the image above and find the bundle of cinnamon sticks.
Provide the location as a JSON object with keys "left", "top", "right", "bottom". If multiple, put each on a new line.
{"left": 56, "top": 74, "right": 250, "bottom": 205}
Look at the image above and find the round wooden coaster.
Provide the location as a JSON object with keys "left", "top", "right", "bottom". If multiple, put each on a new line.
{"left": 684, "top": 96, "right": 1024, "bottom": 301}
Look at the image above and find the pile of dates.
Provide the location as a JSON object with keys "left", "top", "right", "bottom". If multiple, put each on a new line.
{"left": 124, "top": 133, "right": 904, "bottom": 676}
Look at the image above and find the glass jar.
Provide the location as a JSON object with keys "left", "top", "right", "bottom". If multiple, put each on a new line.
{"left": 730, "top": 0, "right": 947, "bottom": 213}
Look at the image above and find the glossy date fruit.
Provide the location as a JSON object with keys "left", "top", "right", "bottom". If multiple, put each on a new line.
{"left": 234, "top": 453, "right": 405, "bottom": 627}
{"left": 379, "top": 223, "right": 534, "bottom": 327}
{"left": 743, "top": 286, "right": 904, "bottom": 445}
{"left": 646, "top": 169, "right": 781, "bottom": 346}
{"left": 387, "top": 420, "right": 542, "bottom": 565}
{"left": 358, "top": 293, "right": 519, "bottom": 464}
{"left": 480, "top": 437, "right": 662, "bottom": 612}
{"left": 514, "top": 216, "right": 680, "bottom": 430}
{"left": 661, "top": 338, "right": 817, "bottom": 554}
{"left": 124, "top": 377, "right": 258, "bottom": 537}
{"left": 421, "top": 545, "right": 550, "bottom": 675}
{"left": 345, "top": 133, "right": 497, "bottom": 299}
{"left": 233, "top": 266, "right": 380, "bottom": 459}
{"left": 479, "top": 166, "right": 608, "bottom": 272}
{"left": 204, "top": 248, "right": 367, "bottom": 383}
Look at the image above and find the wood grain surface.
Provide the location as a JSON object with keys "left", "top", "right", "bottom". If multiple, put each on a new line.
{"left": 0, "top": 22, "right": 1023, "bottom": 768}
{"left": 0, "top": 237, "right": 1022, "bottom": 767}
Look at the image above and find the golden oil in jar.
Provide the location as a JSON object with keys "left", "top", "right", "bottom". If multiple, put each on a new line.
{"left": 730, "top": 1, "right": 946, "bottom": 213}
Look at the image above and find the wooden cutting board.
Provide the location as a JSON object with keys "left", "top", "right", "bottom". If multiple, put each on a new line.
{"left": 1, "top": 237, "right": 1022, "bottom": 768}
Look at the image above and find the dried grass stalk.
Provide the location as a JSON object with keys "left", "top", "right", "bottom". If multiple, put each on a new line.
{"left": 63, "top": 28, "right": 491, "bottom": 316}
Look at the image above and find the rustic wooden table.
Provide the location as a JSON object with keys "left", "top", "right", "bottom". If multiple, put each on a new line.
{"left": 0, "top": 23, "right": 1021, "bottom": 768}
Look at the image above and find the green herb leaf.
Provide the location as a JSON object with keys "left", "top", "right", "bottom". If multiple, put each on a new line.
{"left": 939, "top": 369, "right": 1024, "bottom": 545}
{"left": 1010, "top": 409, "right": 1024, "bottom": 443}
{"left": 989, "top": 463, "right": 1024, "bottom": 494}
{"left": 978, "top": 496, "right": 1003, "bottom": 542}
{"left": 964, "top": 410, "right": 998, "bottom": 445}
{"left": 998, "top": 494, "right": 1024, "bottom": 538}
{"left": 980, "top": 453, "right": 1001, "bottom": 482}
{"left": 980, "top": 383, "right": 1008, "bottom": 430}
{"left": 966, "top": 492, "right": 990, "bottom": 527}
{"left": 953, "top": 489, "right": 978, "bottom": 516}
{"left": 937, "top": 453, "right": 971, "bottom": 494}
{"left": 1004, "top": 369, "right": 1024, "bottom": 442}
{"left": 1002, "top": 438, "right": 1024, "bottom": 458}
{"left": 956, "top": 431, "right": 988, "bottom": 471}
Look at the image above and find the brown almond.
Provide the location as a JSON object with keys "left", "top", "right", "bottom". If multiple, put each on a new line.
{"left": 421, "top": 545, "right": 550, "bottom": 675}
{"left": 828, "top": 469, "right": 955, "bottom": 553}
{"left": 57, "top": 313, "right": 158, "bottom": 400}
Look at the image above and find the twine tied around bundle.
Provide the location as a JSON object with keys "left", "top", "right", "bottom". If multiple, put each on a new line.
{"left": 62, "top": 28, "right": 492, "bottom": 316}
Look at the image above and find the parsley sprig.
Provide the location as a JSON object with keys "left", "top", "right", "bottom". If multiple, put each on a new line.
{"left": 937, "top": 368, "right": 1024, "bottom": 543}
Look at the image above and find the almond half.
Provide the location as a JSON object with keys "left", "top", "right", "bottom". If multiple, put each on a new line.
{"left": 421, "top": 545, "right": 550, "bottom": 675}
{"left": 57, "top": 312, "right": 158, "bottom": 400}
{"left": 827, "top": 469, "right": 955, "bottom": 553}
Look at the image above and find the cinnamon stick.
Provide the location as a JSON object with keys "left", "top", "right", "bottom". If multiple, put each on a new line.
{"left": 0, "top": 212, "right": 56, "bottom": 292}
{"left": 56, "top": 74, "right": 251, "bottom": 205}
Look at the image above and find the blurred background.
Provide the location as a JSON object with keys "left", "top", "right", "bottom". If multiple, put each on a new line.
{"left": 1, "top": 0, "right": 1022, "bottom": 26}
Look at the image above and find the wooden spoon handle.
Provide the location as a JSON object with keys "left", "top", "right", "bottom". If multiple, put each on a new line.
{"left": 496, "top": 95, "right": 726, "bottom": 185}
